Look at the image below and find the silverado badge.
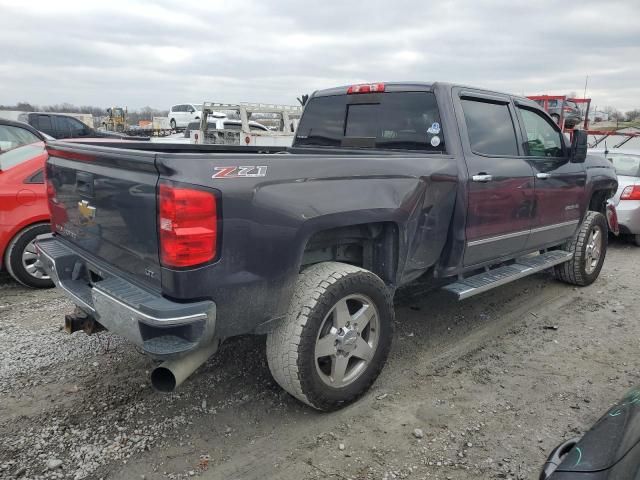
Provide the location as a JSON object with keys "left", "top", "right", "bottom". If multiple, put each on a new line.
{"left": 78, "top": 200, "right": 96, "bottom": 225}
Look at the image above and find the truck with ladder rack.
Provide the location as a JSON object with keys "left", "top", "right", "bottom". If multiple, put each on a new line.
{"left": 35, "top": 81, "right": 617, "bottom": 411}
{"left": 189, "top": 101, "right": 302, "bottom": 146}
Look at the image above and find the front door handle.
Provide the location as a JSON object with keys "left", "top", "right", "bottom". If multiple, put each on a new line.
{"left": 536, "top": 173, "right": 552, "bottom": 180}
{"left": 472, "top": 174, "right": 493, "bottom": 183}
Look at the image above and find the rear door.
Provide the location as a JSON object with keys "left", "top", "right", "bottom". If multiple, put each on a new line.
{"left": 514, "top": 103, "right": 586, "bottom": 248}
{"left": 176, "top": 105, "right": 188, "bottom": 127}
{"left": 453, "top": 89, "right": 535, "bottom": 266}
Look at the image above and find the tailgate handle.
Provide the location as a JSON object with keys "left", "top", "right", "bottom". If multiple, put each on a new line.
{"left": 76, "top": 172, "right": 95, "bottom": 197}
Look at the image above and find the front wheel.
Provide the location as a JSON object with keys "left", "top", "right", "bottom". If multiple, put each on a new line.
{"left": 266, "top": 262, "right": 394, "bottom": 411}
{"left": 554, "top": 211, "right": 607, "bottom": 286}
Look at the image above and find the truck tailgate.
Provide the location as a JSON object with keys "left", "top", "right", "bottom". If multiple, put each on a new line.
{"left": 46, "top": 143, "right": 161, "bottom": 290}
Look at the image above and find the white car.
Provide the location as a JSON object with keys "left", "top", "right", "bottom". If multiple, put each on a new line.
{"left": 167, "top": 103, "right": 204, "bottom": 129}
{"left": 590, "top": 149, "right": 640, "bottom": 245}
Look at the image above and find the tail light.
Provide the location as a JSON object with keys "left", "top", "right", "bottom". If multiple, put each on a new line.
{"left": 347, "top": 83, "right": 385, "bottom": 94}
{"left": 620, "top": 185, "right": 640, "bottom": 201}
{"left": 45, "top": 167, "right": 58, "bottom": 209}
{"left": 158, "top": 181, "right": 219, "bottom": 268}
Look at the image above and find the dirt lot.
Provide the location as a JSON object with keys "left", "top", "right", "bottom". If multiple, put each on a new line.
{"left": 1, "top": 240, "right": 638, "bottom": 480}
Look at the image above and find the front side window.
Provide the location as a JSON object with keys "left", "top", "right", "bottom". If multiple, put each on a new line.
{"left": 461, "top": 98, "right": 518, "bottom": 156}
{"left": 68, "top": 118, "right": 89, "bottom": 136}
{"left": 518, "top": 107, "right": 564, "bottom": 157}
{"left": 54, "top": 117, "right": 88, "bottom": 138}
{"left": 295, "top": 92, "right": 445, "bottom": 152}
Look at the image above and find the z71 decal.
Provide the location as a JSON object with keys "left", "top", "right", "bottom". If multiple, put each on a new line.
{"left": 212, "top": 166, "right": 268, "bottom": 179}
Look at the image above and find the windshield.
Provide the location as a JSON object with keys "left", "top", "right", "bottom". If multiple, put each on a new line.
{"left": 606, "top": 152, "right": 640, "bottom": 177}
{"left": 295, "top": 91, "right": 445, "bottom": 152}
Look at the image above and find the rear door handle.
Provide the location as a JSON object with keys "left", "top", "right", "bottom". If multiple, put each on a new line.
{"left": 536, "top": 173, "right": 552, "bottom": 180}
{"left": 472, "top": 174, "right": 493, "bottom": 183}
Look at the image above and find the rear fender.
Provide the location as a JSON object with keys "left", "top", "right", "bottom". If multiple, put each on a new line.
{"left": 254, "top": 174, "right": 458, "bottom": 286}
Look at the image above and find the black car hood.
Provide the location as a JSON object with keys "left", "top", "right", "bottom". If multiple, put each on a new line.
{"left": 555, "top": 387, "right": 640, "bottom": 473}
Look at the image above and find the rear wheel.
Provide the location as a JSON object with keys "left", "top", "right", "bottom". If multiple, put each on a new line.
{"left": 554, "top": 211, "right": 607, "bottom": 286}
{"left": 170, "top": 119, "right": 177, "bottom": 130}
{"left": 266, "top": 262, "right": 394, "bottom": 411}
{"left": 5, "top": 223, "right": 53, "bottom": 288}
{"left": 633, "top": 235, "right": 640, "bottom": 247}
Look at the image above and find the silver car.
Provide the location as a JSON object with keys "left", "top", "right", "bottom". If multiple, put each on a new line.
{"left": 590, "top": 149, "right": 640, "bottom": 245}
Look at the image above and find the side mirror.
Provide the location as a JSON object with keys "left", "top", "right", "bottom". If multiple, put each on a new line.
{"left": 570, "top": 129, "right": 587, "bottom": 163}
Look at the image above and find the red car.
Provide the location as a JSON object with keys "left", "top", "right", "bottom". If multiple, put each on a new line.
{"left": 0, "top": 119, "right": 52, "bottom": 288}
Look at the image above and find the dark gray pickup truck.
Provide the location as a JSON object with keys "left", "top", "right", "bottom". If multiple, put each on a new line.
{"left": 36, "top": 82, "right": 618, "bottom": 411}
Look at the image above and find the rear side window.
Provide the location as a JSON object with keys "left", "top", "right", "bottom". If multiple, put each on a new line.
{"left": 34, "top": 115, "right": 53, "bottom": 134}
{"left": 0, "top": 125, "right": 41, "bottom": 152}
{"left": 26, "top": 169, "right": 45, "bottom": 184}
{"left": 461, "top": 99, "right": 518, "bottom": 156}
{"left": 518, "top": 107, "right": 564, "bottom": 157}
{"left": 295, "top": 92, "right": 445, "bottom": 152}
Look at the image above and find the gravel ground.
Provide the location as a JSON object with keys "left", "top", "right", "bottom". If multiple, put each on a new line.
{"left": 1, "top": 239, "right": 639, "bottom": 480}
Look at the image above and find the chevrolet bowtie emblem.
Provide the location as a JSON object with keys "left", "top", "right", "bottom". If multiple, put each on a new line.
{"left": 78, "top": 200, "right": 96, "bottom": 224}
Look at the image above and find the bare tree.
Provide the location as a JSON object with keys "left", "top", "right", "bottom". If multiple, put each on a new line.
{"left": 626, "top": 109, "right": 640, "bottom": 122}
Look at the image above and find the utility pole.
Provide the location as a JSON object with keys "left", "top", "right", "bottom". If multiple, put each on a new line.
{"left": 583, "top": 75, "right": 589, "bottom": 100}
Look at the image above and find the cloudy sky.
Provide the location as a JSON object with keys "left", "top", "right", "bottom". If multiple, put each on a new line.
{"left": 1, "top": 0, "right": 638, "bottom": 112}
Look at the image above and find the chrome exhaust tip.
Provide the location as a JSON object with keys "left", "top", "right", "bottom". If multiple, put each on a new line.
{"left": 150, "top": 340, "right": 219, "bottom": 393}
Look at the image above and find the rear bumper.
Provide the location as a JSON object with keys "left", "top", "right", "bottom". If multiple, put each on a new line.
{"left": 615, "top": 200, "right": 640, "bottom": 235}
{"left": 35, "top": 234, "right": 217, "bottom": 359}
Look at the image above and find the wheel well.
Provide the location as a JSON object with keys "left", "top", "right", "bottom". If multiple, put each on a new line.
{"left": 301, "top": 222, "right": 398, "bottom": 285}
{"left": 589, "top": 190, "right": 611, "bottom": 214}
{"left": 3, "top": 221, "right": 50, "bottom": 269}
